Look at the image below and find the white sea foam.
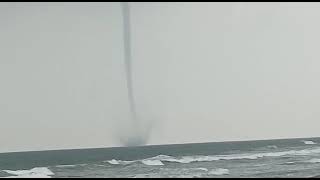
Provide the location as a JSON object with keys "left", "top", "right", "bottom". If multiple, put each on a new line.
{"left": 178, "top": 167, "right": 209, "bottom": 172}
{"left": 195, "top": 167, "right": 209, "bottom": 171}
{"left": 3, "top": 167, "right": 54, "bottom": 178}
{"left": 141, "top": 159, "right": 164, "bottom": 166}
{"left": 106, "top": 155, "right": 177, "bottom": 166}
{"left": 144, "top": 147, "right": 320, "bottom": 164}
{"left": 208, "top": 168, "right": 230, "bottom": 176}
{"left": 303, "top": 140, "right": 317, "bottom": 145}
{"left": 176, "top": 174, "right": 202, "bottom": 178}
{"left": 284, "top": 162, "right": 296, "bottom": 165}
{"left": 4, "top": 174, "right": 51, "bottom": 178}
{"left": 104, "top": 147, "right": 320, "bottom": 167}
{"left": 107, "top": 159, "right": 120, "bottom": 165}
{"left": 266, "top": 145, "right": 278, "bottom": 149}
{"left": 105, "top": 159, "right": 134, "bottom": 165}
{"left": 145, "top": 155, "right": 182, "bottom": 163}
{"left": 148, "top": 155, "right": 174, "bottom": 160}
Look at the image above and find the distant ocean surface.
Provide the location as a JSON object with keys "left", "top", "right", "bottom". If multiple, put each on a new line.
{"left": 2, "top": 137, "right": 320, "bottom": 178}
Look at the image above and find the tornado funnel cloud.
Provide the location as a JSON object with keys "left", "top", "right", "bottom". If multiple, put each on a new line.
{"left": 119, "top": 2, "right": 149, "bottom": 146}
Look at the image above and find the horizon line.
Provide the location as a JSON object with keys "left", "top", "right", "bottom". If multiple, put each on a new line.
{"left": 1, "top": 135, "right": 319, "bottom": 155}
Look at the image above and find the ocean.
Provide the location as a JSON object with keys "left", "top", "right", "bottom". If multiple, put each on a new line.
{"left": 1, "top": 137, "right": 320, "bottom": 178}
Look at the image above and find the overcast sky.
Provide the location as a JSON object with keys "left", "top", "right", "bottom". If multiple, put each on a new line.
{"left": 1, "top": 2, "right": 320, "bottom": 153}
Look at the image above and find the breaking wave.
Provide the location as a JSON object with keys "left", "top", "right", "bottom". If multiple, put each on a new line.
{"left": 2, "top": 167, "right": 54, "bottom": 178}
{"left": 302, "top": 140, "right": 317, "bottom": 145}
{"left": 194, "top": 168, "right": 208, "bottom": 171}
{"left": 105, "top": 159, "right": 134, "bottom": 165}
{"left": 141, "top": 159, "right": 164, "bottom": 166}
{"left": 104, "top": 147, "right": 320, "bottom": 166}
{"left": 208, "top": 168, "right": 230, "bottom": 176}
{"left": 266, "top": 145, "right": 278, "bottom": 149}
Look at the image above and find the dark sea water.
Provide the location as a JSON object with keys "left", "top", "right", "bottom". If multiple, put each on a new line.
{"left": 1, "top": 137, "right": 320, "bottom": 178}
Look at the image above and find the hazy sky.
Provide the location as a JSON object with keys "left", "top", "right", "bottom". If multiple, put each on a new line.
{"left": 1, "top": 2, "right": 320, "bottom": 153}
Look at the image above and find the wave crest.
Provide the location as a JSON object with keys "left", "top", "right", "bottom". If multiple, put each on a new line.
{"left": 141, "top": 159, "right": 164, "bottom": 166}
{"left": 303, "top": 140, "right": 317, "bottom": 145}
{"left": 105, "top": 159, "right": 134, "bottom": 165}
{"left": 104, "top": 147, "right": 320, "bottom": 166}
{"left": 2, "top": 167, "right": 54, "bottom": 178}
{"left": 208, "top": 168, "right": 230, "bottom": 176}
